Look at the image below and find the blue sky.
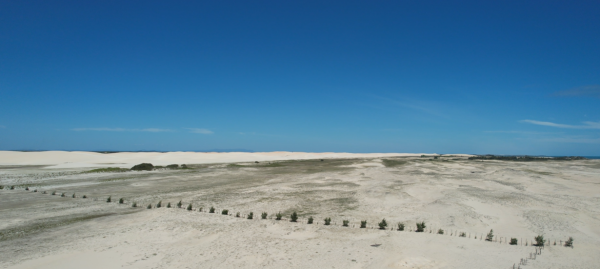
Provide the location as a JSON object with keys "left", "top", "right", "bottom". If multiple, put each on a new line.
{"left": 1, "top": 1, "right": 599, "bottom": 155}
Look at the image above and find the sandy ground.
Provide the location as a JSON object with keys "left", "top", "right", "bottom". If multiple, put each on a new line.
{"left": 0, "top": 152, "right": 598, "bottom": 268}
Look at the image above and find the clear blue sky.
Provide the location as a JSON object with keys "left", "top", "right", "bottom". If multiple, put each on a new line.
{"left": 1, "top": 1, "right": 599, "bottom": 155}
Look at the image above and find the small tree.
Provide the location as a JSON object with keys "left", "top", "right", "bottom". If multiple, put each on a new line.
{"left": 290, "top": 212, "right": 298, "bottom": 222}
{"left": 132, "top": 202, "right": 137, "bottom": 207}
{"left": 360, "top": 220, "right": 367, "bottom": 228}
{"left": 247, "top": 212, "right": 254, "bottom": 219}
{"left": 177, "top": 200, "right": 182, "bottom": 208}
{"left": 416, "top": 221, "right": 426, "bottom": 232}
{"left": 324, "top": 217, "right": 331, "bottom": 225}
{"left": 34, "top": 189, "right": 38, "bottom": 192}
{"left": 82, "top": 195, "right": 87, "bottom": 198}
{"left": 397, "top": 223, "right": 405, "bottom": 231}
{"left": 564, "top": 237, "right": 573, "bottom": 248}
{"left": 72, "top": 193, "right": 76, "bottom": 198}
{"left": 61, "top": 192, "right": 65, "bottom": 197}
{"left": 167, "top": 202, "right": 171, "bottom": 208}
{"left": 307, "top": 216, "right": 314, "bottom": 224}
{"left": 261, "top": 212, "right": 267, "bottom": 219}
{"left": 209, "top": 206, "right": 215, "bottom": 213}
{"left": 10, "top": 186, "right": 15, "bottom": 190}
{"left": 534, "top": 235, "right": 545, "bottom": 246}
{"left": 236, "top": 212, "right": 240, "bottom": 217}
{"left": 131, "top": 163, "right": 154, "bottom": 171}
{"left": 52, "top": 191, "right": 56, "bottom": 195}
{"left": 119, "top": 198, "right": 124, "bottom": 204}
{"left": 222, "top": 209, "right": 228, "bottom": 215}
{"left": 486, "top": 229, "right": 494, "bottom": 241}
{"left": 25, "top": 187, "right": 29, "bottom": 191}
{"left": 107, "top": 196, "right": 112, "bottom": 203}
{"left": 147, "top": 204, "right": 152, "bottom": 209}
{"left": 378, "top": 219, "right": 388, "bottom": 229}
{"left": 43, "top": 191, "right": 47, "bottom": 194}
{"left": 187, "top": 204, "right": 192, "bottom": 211}
{"left": 342, "top": 220, "right": 349, "bottom": 227}
{"left": 156, "top": 201, "right": 162, "bottom": 208}
{"left": 438, "top": 229, "right": 444, "bottom": 235}
{"left": 510, "top": 238, "right": 518, "bottom": 245}
{"left": 459, "top": 232, "right": 466, "bottom": 237}
{"left": 275, "top": 212, "right": 282, "bottom": 220}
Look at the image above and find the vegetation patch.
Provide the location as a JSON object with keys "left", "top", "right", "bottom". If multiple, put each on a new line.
{"left": 83, "top": 167, "right": 129, "bottom": 173}
{"left": 382, "top": 159, "right": 407, "bottom": 167}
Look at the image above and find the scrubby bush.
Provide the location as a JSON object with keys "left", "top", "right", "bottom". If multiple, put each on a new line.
{"left": 52, "top": 191, "right": 56, "bottom": 195}
{"left": 187, "top": 204, "right": 192, "bottom": 211}
{"left": 236, "top": 212, "right": 240, "bottom": 217}
{"left": 181, "top": 164, "right": 188, "bottom": 169}
{"left": 166, "top": 164, "right": 179, "bottom": 169}
{"left": 342, "top": 220, "right": 349, "bottom": 227}
{"left": 61, "top": 192, "right": 65, "bottom": 197}
{"left": 510, "top": 238, "right": 518, "bottom": 245}
{"left": 25, "top": 187, "right": 29, "bottom": 191}
{"left": 198, "top": 207, "right": 203, "bottom": 212}
{"left": 565, "top": 237, "right": 573, "bottom": 247}
{"left": 416, "top": 221, "right": 426, "bottom": 232}
{"left": 132, "top": 202, "right": 137, "bottom": 207}
{"left": 82, "top": 195, "right": 87, "bottom": 198}
{"left": 209, "top": 207, "right": 215, "bottom": 213}
{"left": 534, "top": 235, "right": 545, "bottom": 246}
{"left": 43, "top": 191, "right": 47, "bottom": 194}
{"left": 276, "top": 212, "right": 282, "bottom": 220}
{"left": 324, "top": 217, "right": 331, "bottom": 225}
{"left": 397, "top": 223, "right": 405, "bottom": 231}
{"left": 119, "top": 198, "right": 124, "bottom": 204}
{"left": 34, "top": 189, "right": 38, "bottom": 192}
{"left": 360, "top": 220, "right": 367, "bottom": 228}
{"left": 308, "top": 216, "right": 314, "bottom": 224}
{"left": 459, "top": 232, "right": 466, "bottom": 237}
{"left": 167, "top": 202, "right": 171, "bottom": 208}
{"left": 438, "top": 229, "right": 444, "bottom": 235}
{"left": 486, "top": 229, "right": 494, "bottom": 241}
{"left": 72, "top": 193, "right": 76, "bottom": 198}
{"left": 247, "top": 212, "right": 254, "bottom": 219}
{"left": 290, "top": 212, "right": 298, "bottom": 222}
{"left": 131, "top": 163, "right": 154, "bottom": 171}
{"left": 156, "top": 201, "right": 162, "bottom": 208}
{"left": 177, "top": 200, "right": 182, "bottom": 208}
{"left": 147, "top": 204, "right": 152, "bottom": 209}
{"left": 10, "top": 186, "right": 15, "bottom": 190}
{"left": 222, "top": 209, "right": 229, "bottom": 215}
{"left": 106, "top": 196, "right": 112, "bottom": 203}
{"left": 0, "top": 185, "right": 3, "bottom": 189}
{"left": 261, "top": 212, "right": 267, "bottom": 219}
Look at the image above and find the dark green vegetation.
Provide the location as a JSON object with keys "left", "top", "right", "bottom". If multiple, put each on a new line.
{"left": 534, "top": 235, "right": 545, "bottom": 246}
{"left": 438, "top": 229, "right": 444, "bottom": 235}
{"left": 147, "top": 204, "right": 152, "bottom": 209}
{"left": 360, "top": 220, "right": 367, "bottom": 228}
{"left": 247, "top": 212, "right": 253, "bottom": 219}
{"left": 177, "top": 200, "right": 182, "bottom": 208}
{"left": 290, "top": 212, "right": 298, "bottom": 222}
{"left": 307, "top": 216, "right": 314, "bottom": 224}
{"left": 510, "top": 238, "right": 518, "bottom": 245}
{"left": 565, "top": 237, "right": 573, "bottom": 247}
{"left": 132, "top": 202, "right": 137, "bottom": 207}
{"left": 342, "top": 220, "right": 349, "bottom": 227}
{"left": 119, "top": 198, "right": 124, "bottom": 204}
{"left": 378, "top": 218, "right": 387, "bottom": 229}
{"left": 416, "top": 221, "right": 426, "bottom": 232}
{"left": 468, "top": 155, "right": 586, "bottom": 161}
{"left": 397, "top": 223, "right": 405, "bottom": 231}
{"left": 209, "top": 207, "right": 215, "bottom": 213}
{"left": 187, "top": 204, "right": 192, "bottom": 211}
{"left": 166, "top": 164, "right": 179, "bottom": 169}
{"left": 275, "top": 212, "right": 282, "bottom": 220}
{"left": 235, "top": 212, "right": 240, "bottom": 217}
{"left": 166, "top": 202, "right": 171, "bottom": 208}
{"left": 106, "top": 196, "right": 111, "bottom": 203}
{"left": 222, "top": 209, "right": 228, "bottom": 215}
{"left": 324, "top": 217, "right": 331, "bottom": 225}
{"left": 382, "top": 159, "right": 407, "bottom": 167}
{"left": 131, "top": 163, "right": 154, "bottom": 171}
{"left": 261, "top": 212, "right": 267, "bottom": 219}
{"left": 486, "top": 229, "right": 494, "bottom": 241}
{"left": 72, "top": 193, "right": 76, "bottom": 198}
{"left": 83, "top": 167, "right": 130, "bottom": 173}
{"left": 459, "top": 232, "right": 466, "bottom": 237}
{"left": 156, "top": 201, "right": 162, "bottom": 208}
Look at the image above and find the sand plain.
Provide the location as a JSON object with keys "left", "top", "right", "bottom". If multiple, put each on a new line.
{"left": 0, "top": 151, "right": 598, "bottom": 268}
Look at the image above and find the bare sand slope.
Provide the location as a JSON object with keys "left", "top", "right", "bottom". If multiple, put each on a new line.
{"left": 0, "top": 151, "right": 447, "bottom": 169}
{"left": 0, "top": 154, "right": 598, "bottom": 268}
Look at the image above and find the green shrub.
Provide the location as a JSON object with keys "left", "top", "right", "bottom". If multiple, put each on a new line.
{"left": 510, "top": 238, "right": 518, "bottom": 245}
{"left": 166, "top": 164, "right": 179, "bottom": 169}
{"left": 181, "top": 164, "right": 188, "bottom": 169}
{"left": 275, "top": 212, "right": 282, "bottom": 220}
{"left": 324, "top": 217, "right": 331, "bottom": 225}
{"left": 360, "top": 220, "right": 367, "bottom": 228}
{"left": 119, "top": 198, "right": 124, "bottom": 204}
{"left": 106, "top": 196, "right": 111, "bottom": 203}
{"left": 342, "top": 220, "right": 349, "bottom": 227}
{"left": 261, "top": 212, "right": 267, "bottom": 219}
{"left": 0, "top": 185, "right": 3, "bottom": 189}
{"left": 209, "top": 207, "right": 215, "bottom": 213}
{"left": 438, "top": 229, "right": 444, "bottom": 235}
{"left": 10, "top": 186, "right": 15, "bottom": 190}
{"left": 82, "top": 195, "right": 87, "bottom": 198}
{"left": 397, "top": 223, "right": 405, "bottom": 231}
{"left": 534, "top": 235, "right": 545, "bottom": 246}
{"left": 306, "top": 216, "right": 313, "bottom": 224}
{"left": 416, "top": 221, "right": 426, "bottom": 232}
{"left": 236, "top": 212, "right": 240, "bottom": 217}
{"left": 486, "top": 229, "right": 494, "bottom": 241}
{"left": 132, "top": 202, "right": 137, "bottom": 207}
{"left": 565, "top": 237, "right": 573, "bottom": 247}
{"left": 177, "top": 200, "right": 182, "bottom": 208}
{"left": 34, "top": 189, "right": 38, "bottom": 192}
{"left": 378, "top": 219, "right": 388, "bottom": 229}
{"left": 222, "top": 209, "right": 229, "bottom": 215}
{"left": 459, "top": 232, "right": 466, "bottom": 237}
{"left": 25, "top": 187, "right": 29, "bottom": 191}
{"left": 247, "top": 212, "right": 254, "bottom": 219}
{"left": 187, "top": 204, "right": 192, "bottom": 211}
{"left": 198, "top": 207, "right": 203, "bottom": 212}
{"left": 61, "top": 192, "right": 65, "bottom": 197}
{"left": 52, "top": 191, "right": 56, "bottom": 195}
{"left": 156, "top": 201, "right": 162, "bottom": 208}
{"left": 167, "top": 202, "right": 171, "bottom": 208}
{"left": 72, "top": 193, "right": 76, "bottom": 198}
{"left": 131, "top": 163, "right": 154, "bottom": 171}
{"left": 147, "top": 204, "right": 152, "bottom": 209}
{"left": 290, "top": 212, "right": 298, "bottom": 222}
{"left": 43, "top": 191, "right": 47, "bottom": 194}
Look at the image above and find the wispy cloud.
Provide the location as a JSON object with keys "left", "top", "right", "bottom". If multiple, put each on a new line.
{"left": 186, "top": 128, "right": 213, "bottom": 134}
{"left": 72, "top": 128, "right": 174, "bottom": 132}
{"left": 520, "top": 120, "right": 600, "bottom": 129}
{"left": 541, "top": 136, "right": 600, "bottom": 144}
{"left": 553, "top": 85, "right": 600, "bottom": 98}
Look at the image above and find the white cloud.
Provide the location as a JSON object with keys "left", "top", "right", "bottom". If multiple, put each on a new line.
{"left": 186, "top": 128, "right": 213, "bottom": 134}
{"left": 72, "top": 128, "right": 174, "bottom": 132}
{"left": 520, "top": 120, "right": 600, "bottom": 129}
